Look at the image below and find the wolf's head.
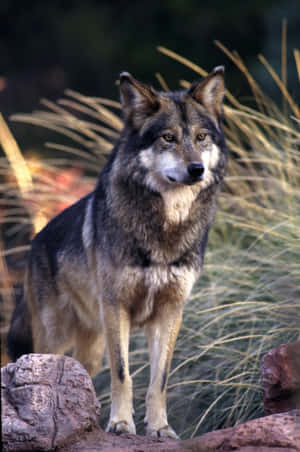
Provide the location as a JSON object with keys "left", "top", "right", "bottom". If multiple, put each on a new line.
{"left": 118, "top": 68, "right": 227, "bottom": 194}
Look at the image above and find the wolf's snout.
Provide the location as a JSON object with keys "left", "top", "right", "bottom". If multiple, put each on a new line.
{"left": 187, "top": 162, "right": 204, "bottom": 180}
{"left": 162, "top": 162, "right": 205, "bottom": 186}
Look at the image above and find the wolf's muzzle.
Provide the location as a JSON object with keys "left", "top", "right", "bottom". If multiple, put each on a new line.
{"left": 163, "top": 162, "right": 205, "bottom": 185}
{"left": 187, "top": 162, "right": 204, "bottom": 181}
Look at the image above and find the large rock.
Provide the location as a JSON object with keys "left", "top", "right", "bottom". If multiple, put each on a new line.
{"left": 2, "top": 354, "right": 101, "bottom": 451}
{"left": 261, "top": 341, "right": 300, "bottom": 414}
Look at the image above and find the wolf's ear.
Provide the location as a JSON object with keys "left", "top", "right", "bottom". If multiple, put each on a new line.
{"left": 119, "top": 72, "right": 160, "bottom": 128}
{"left": 188, "top": 66, "right": 225, "bottom": 118}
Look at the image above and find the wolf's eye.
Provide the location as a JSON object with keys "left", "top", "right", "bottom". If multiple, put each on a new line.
{"left": 163, "top": 133, "right": 176, "bottom": 143}
{"left": 196, "top": 133, "right": 207, "bottom": 141}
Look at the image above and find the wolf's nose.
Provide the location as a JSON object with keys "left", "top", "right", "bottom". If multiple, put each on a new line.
{"left": 187, "top": 162, "right": 204, "bottom": 179}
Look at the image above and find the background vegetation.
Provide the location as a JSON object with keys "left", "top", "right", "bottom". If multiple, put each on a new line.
{"left": 0, "top": 2, "right": 299, "bottom": 440}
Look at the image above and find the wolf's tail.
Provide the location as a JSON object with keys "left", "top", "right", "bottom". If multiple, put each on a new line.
{"left": 7, "top": 286, "right": 33, "bottom": 361}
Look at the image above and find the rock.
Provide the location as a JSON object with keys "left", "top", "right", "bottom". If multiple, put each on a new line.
{"left": 261, "top": 341, "right": 300, "bottom": 414}
{"left": 56, "top": 410, "right": 300, "bottom": 452}
{"left": 2, "top": 354, "right": 101, "bottom": 451}
{"left": 2, "top": 352, "right": 300, "bottom": 452}
{"left": 181, "top": 409, "right": 300, "bottom": 452}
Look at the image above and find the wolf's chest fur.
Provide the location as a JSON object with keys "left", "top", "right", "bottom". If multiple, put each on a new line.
{"left": 113, "top": 262, "right": 197, "bottom": 326}
{"left": 98, "top": 178, "right": 216, "bottom": 326}
{"left": 162, "top": 185, "right": 199, "bottom": 224}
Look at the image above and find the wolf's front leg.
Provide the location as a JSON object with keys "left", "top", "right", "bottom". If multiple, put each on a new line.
{"left": 102, "top": 299, "right": 135, "bottom": 434}
{"left": 145, "top": 303, "right": 183, "bottom": 439}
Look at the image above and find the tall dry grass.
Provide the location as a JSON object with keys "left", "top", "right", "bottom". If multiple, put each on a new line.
{"left": 1, "top": 38, "right": 299, "bottom": 437}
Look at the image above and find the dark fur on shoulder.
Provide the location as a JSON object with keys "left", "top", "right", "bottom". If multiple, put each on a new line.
{"left": 7, "top": 67, "right": 228, "bottom": 438}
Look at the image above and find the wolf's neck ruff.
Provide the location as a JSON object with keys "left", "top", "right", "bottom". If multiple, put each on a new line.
{"left": 106, "top": 164, "right": 218, "bottom": 266}
{"left": 161, "top": 184, "right": 199, "bottom": 225}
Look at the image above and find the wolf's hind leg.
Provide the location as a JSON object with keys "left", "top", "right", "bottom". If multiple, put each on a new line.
{"left": 31, "top": 301, "right": 75, "bottom": 356}
{"left": 73, "top": 327, "right": 105, "bottom": 377}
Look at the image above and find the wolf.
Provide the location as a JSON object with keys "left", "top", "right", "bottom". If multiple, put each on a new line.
{"left": 7, "top": 67, "right": 228, "bottom": 438}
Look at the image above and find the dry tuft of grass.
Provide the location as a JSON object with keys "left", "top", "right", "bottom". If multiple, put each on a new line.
{"left": 1, "top": 35, "right": 299, "bottom": 437}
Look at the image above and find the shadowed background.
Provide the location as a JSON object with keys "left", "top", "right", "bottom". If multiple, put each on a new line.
{"left": 1, "top": 0, "right": 299, "bottom": 150}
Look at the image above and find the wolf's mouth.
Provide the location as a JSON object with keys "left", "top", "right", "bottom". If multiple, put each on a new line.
{"left": 165, "top": 172, "right": 204, "bottom": 185}
{"left": 167, "top": 175, "right": 176, "bottom": 183}
{"left": 165, "top": 173, "right": 204, "bottom": 185}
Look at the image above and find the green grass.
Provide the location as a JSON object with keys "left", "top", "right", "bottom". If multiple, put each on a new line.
{"left": 1, "top": 40, "right": 300, "bottom": 438}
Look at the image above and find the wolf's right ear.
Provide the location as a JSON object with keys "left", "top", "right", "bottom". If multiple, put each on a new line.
{"left": 119, "top": 72, "right": 160, "bottom": 128}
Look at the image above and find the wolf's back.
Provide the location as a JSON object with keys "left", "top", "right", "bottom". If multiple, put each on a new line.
{"left": 7, "top": 285, "right": 33, "bottom": 361}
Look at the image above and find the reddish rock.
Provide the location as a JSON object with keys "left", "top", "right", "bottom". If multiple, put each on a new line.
{"left": 261, "top": 341, "right": 300, "bottom": 414}
{"left": 2, "top": 354, "right": 100, "bottom": 451}
{"left": 56, "top": 410, "right": 300, "bottom": 452}
{"left": 2, "top": 353, "right": 300, "bottom": 452}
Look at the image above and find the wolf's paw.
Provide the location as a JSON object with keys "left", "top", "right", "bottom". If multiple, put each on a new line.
{"left": 106, "top": 419, "right": 136, "bottom": 435}
{"left": 146, "top": 424, "right": 179, "bottom": 439}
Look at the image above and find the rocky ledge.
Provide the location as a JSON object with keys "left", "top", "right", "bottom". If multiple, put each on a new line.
{"left": 2, "top": 344, "right": 300, "bottom": 452}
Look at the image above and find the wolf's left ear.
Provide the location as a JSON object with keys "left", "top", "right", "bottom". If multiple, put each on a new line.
{"left": 119, "top": 72, "right": 160, "bottom": 128}
{"left": 188, "top": 66, "right": 225, "bottom": 118}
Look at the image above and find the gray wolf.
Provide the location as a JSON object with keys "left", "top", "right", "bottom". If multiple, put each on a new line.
{"left": 7, "top": 67, "right": 228, "bottom": 438}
